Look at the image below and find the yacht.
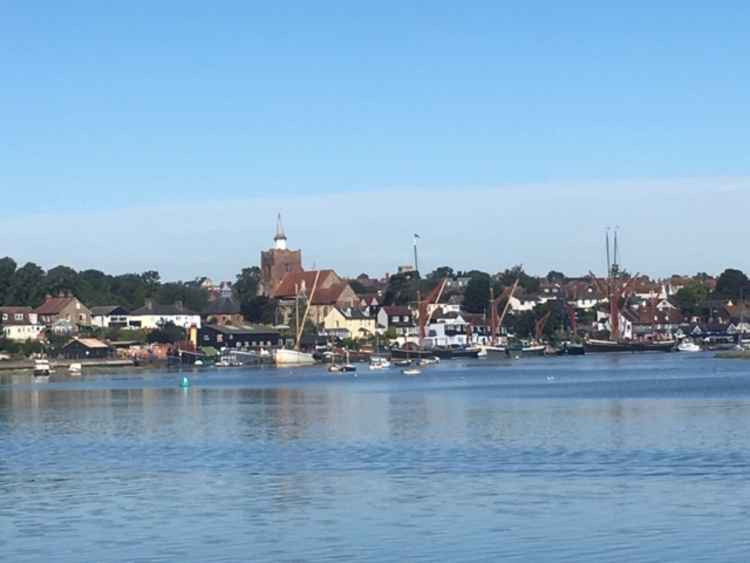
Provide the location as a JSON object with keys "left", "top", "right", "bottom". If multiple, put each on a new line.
{"left": 677, "top": 339, "right": 701, "bottom": 352}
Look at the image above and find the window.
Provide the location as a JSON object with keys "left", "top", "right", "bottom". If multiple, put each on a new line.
{"left": 1, "top": 314, "right": 7, "bottom": 321}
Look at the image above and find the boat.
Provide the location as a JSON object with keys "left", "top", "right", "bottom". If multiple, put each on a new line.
{"left": 369, "top": 357, "right": 391, "bottom": 370}
{"left": 417, "top": 357, "right": 439, "bottom": 367}
{"left": 275, "top": 348, "right": 316, "bottom": 366}
{"left": 402, "top": 367, "right": 421, "bottom": 376}
{"left": 33, "top": 359, "right": 52, "bottom": 376}
{"left": 68, "top": 363, "right": 82, "bottom": 375}
{"left": 478, "top": 344, "right": 509, "bottom": 358}
{"left": 677, "top": 339, "right": 701, "bottom": 352}
{"left": 584, "top": 338, "right": 676, "bottom": 353}
{"left": 393, "top": 359, "right": 411, "bottom": 367}
{"left": 553, "top": 342, "right": 586, "bottom": 356}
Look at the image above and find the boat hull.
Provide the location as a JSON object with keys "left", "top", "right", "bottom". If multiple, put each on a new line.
{"left": 584, "top": 339, "right": 675, "bottom": 353}
{"left": 274, "top": 349, "right": 316, "bottom": 365}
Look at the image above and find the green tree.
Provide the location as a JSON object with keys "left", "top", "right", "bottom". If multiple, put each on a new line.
{"left": 0, "top": 257, "right": 17, "bottom": 305}
{"left": 44, "top": 265, "right": 79, "bottom": 297}
{"left": 6, "top": 262, "right": 45, "bottom": 306}
{"left": 672, "top": 282, "right": 710, "bottom": 316}
{"left": 242, "top": 296, "right": 276, "bottom": 324}
{"left": 497, "top": 265, "right": 540, "bottom": 293}
{"left": 463, "top": 274, "right": 492, "bottom": 314}
{"left": 147, "top": 321, "right": 186, "bottom": 344}
{"left": 383, "top": 271, "right": 420, "bottom": 306}
{"left": 234, "top": 267, "right": 261, "bottom": 300}
{"left": 546, "top": 270, "right": 565, "bottom": 283}
{"left": 427, "top": 266, "right": 455, "bottom": 280}
{"left": 715, "top": 268, "right": 750, "bottom": 299}
{"left": 157, "top": 283, "right": 209, "bottom": 312}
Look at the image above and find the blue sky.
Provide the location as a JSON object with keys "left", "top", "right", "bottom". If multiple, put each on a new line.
{"left": 2, "top": 2, "right": 749, "bottom": 280}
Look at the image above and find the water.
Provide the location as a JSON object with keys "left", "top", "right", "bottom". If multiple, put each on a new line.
{"left": 2, "top": 353, "right": 750, "bottom": 562}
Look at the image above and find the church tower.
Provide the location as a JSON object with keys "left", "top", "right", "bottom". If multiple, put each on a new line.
{"left": 259, "top": 214, "right": 303, "bottom": 297}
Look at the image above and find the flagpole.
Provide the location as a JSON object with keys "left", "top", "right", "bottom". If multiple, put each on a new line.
{"left": 413, "top": 234, "right": 419, "bottom": 274}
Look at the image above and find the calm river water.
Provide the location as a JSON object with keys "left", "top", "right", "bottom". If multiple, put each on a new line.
{"left": 2, "top": 353, "right": 750, "bottom": 562}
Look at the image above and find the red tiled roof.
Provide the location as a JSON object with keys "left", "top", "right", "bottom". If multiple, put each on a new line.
{"left": 273, "top": 270, "right": 338, "bottom": 298}
{"left": 34, "top": 297, "right": 76, "bottom": 315}
{"left": 382, "top": 306, "right": 411, "bottom": 316}
{"left": 312, "top": 284, "right": 349, "bottom": 305}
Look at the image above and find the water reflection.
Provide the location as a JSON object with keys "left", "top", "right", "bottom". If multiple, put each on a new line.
{"left": 2, "top": 355, "right": 750, "bottom": 561}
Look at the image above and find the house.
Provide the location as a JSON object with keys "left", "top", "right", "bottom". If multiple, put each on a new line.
{"left": 128, "top": 300, "right": 202, "bottom": 330}
{"left": 198, "top": 324, "right": 281, "bottom": 349}
{"left": 565, "top": 281, "right": 605, "bottom": 310}
{"left": 90, "top": 306, "right": 130, "bottom": 329}
{"left": 202, "top": 296, "right": 243, "bottom": 326}
{"left": 377, "top": 306, "right": 417, "bottom": 336}
{"left": 62, "top": 337, "right": 112, "bottom": 360}
{"left": 323, "top": 307, "right": 377, "bottom": 340}
{"left": 508, "top": 294, "right": 540, "bottom": 312}
{"left": 34, "top": 293, "right": 92, "bottom": 329}
{"left": 273, "top": 270, "right": 358, "bottom": 326}
{"left": 423, "top": 309, "right": 470, "bottom": 347}
{"left": 0, "top": 306, "right": 44, "bottom": 341}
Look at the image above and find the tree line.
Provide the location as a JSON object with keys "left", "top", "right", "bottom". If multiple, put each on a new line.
{"left": 0, "top": 257, "right": 210, "bottom": 312}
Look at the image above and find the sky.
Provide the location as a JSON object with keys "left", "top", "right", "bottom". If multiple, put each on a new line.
{"left": 1, "top": 2, "right": 749, "bottom": 281}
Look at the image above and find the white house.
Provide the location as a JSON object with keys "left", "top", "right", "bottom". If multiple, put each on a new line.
{"left": 91, "top": 306, "right": 130, "bottom": 329}
{"left": 377, "top": 306, "right": 417, "bottom": 336}
{"left": 0, "top": 307, "right": 45, "bottom": 341}
{"left": 423, "top": 311, "right": 470, "bottom": 347}
{"left": 508, "top": 295, "right": 539, "bottom": 312}
{"left": 127, "top": 301, "right": 201, "bottom": 330}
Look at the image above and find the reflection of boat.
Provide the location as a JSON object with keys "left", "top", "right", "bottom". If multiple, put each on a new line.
{"left": 677, "top": 339, "right": 701, "bottom": 352}
{"left": 402, "top": 368, "right": 421, "bottom": 376}
{"left": 584, "top": 339, "right": 676, "bottom": 353}
{"left": 275, "top": 348, "right": 316, "bottom": 365}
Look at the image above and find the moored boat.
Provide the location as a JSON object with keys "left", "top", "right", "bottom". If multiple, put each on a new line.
{"left": 677, "top": 339, "right": 701, "bottom": 352}
{"left": 584, "top": 338, "right": 676, "bottom": 353}
{"left": 274, "top": 348, "right": 316, "bottom": 366}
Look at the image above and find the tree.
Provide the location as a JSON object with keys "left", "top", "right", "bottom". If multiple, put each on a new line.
{"left": 242, "top": 296, "right": 276, "bottom": 324}
{"left": 234, "top": 267, "right": 261, "bottom": 303}
{"left": 672, "top": 282, "right": 710, "bottom": 316}
{"left": 546, "top": 270, "right": 565, "bottom": 283}
{"left": 44, "top": 265, "right": 79, "bottom": 297}
{"left": 157, "top": 283, "right": 209, "bottom": 312}
{"left": 0, "top": 257, "right": 17, "bottom": 305}
{"left": 715, "top": 268, "right": 750, "bottom": 299}
{"left": 6, "top": 262, "right": 45, "bottom": 306}
{"left": 497, "top": 265, "right": 539, "bottom": 293}
{"left": 147, "top": 321, "right": 186, "bottom": 344}
{"left": 463, "top": 274, "right": 492, "bottom": 314}
{"left": 427, "top": 266, "right": 454, "bottom": 281}
{"left": 383, "top": 271, "right": 420, "bottom": 306}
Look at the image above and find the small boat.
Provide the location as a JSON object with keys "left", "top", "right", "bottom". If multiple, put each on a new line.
{"left": 478, "top": 345, "right": 509, "bottom": 358}
{"left": 369, "top": 357, "right": 391, "bottom": 370}
{"left": 194, "top": 360, "right": 204, "bottom": 367}
{"left": 677, "top": 339, "right": 701, "bottom": 352}
{"left": 402, "top": 368, "right": 421, "bottom": 376}
{"left": 417, "top": 357, "right": 439, "bottom": 367}
{"left": 393, "top": 359, "right": 412, "bottom": 367}
{"left": 33, "top": 359, "right": 52, "bottom": 376}
{"left": 68, "top": 363, "right": 82, "bottom": 375}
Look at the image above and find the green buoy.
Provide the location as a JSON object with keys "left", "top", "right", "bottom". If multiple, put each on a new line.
{"left": 180, "top": 376, "right": 190, "bottom": 388}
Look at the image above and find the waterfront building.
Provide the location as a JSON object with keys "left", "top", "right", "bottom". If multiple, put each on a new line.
{"left": 259, "top": 214, "right": 303, "bottom": 297}
{"left": 62, "top": 337, "right": 112, "bottom": 360}
{"left": 127, "top": 300, "right": 202, "bottom": 330}
{"left": 0, "top": 306, "right": 44, "bottom": 341}
{"left": 34, "top": 292, "right": 92, "bottom": 329}
{"left": 377, "top": 306, "right": 417, "bottom": 337}
{"left": 198, "top": 324, "right": 280, "bottom": 349}
{"left": 273, "top": 269, "right": 358, "bottom": 326}
{"left": 90, "top": 306, "right": 130, "bottom": 329}
{"left": 323, "top": 307, "right": 377, "bottom": 340}
{"left": 202, "top": 296, "right": 243, "bottom": 326}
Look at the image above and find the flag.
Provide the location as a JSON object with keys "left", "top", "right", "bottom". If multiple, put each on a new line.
{"left": 414, "top": 233, "right": 420, "bottom": 239}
